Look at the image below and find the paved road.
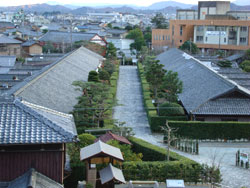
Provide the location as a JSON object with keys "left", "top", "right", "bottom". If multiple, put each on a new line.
{"left": 113, "top": 66, "right": 250, "bottom": 188}
{"left": 113, "top": 66, "right": 164, "bottom": 145}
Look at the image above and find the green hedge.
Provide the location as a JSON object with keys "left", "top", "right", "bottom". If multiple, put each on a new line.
{"left": 163, "top": 121, "right": 250, "bottom": 140}
{"left": 126, "top": 137, "right": 202, "bottom": 183}
{"left": 129, "top": 137, "right": 191, "bottom": 161}
{"left": 122, "top": 161, "right": 202, "bottom": 183}
{"left": 137, "top": 63, "right": 188, "bottom": 132}
{"left": 149, "top": 116, "right": 188, "bottom": 132}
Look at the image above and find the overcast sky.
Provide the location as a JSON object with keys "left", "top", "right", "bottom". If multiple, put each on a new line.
{"left": 0, "top": 0, "right": 237, "bottom": 7}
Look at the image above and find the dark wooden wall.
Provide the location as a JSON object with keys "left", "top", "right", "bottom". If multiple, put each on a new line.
{"left": 0, "top": 144, "right": 64, "bottom": 184}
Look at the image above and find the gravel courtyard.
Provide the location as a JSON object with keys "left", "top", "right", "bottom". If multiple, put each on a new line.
{"left": 113, "top": 66, "right": 250, "bottom": 188}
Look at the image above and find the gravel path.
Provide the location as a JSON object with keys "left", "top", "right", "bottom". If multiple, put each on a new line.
{"left": 113, "top": 66, "right": 250, "bottom": 188}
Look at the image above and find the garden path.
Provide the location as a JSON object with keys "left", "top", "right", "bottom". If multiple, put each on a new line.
{"left": 113, "top": 65, "right": 250, "bottom": 188}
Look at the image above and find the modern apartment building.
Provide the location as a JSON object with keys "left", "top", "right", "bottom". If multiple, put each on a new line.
{"left": 152, "top": 1, "right": 250, "bottom": 52}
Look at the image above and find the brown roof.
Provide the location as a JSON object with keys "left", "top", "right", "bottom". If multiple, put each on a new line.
{"left": 95, "top": 131, "right": 132, "bottom": 145}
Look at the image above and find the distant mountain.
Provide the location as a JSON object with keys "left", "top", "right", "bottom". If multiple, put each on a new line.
{"left": 231, "top": 3, "right": 250, "bottom": 11}
{"left": 147, "top": 1, "right": 194, "bottom": 10}
{"left": 0, "top": 3, "right": 71, "bottom": 13}
{"left": 232, "top": 0, "right": 250, "bottom": 6}
{"left": 71, "top": 7, "right": 95, "bottom": 14}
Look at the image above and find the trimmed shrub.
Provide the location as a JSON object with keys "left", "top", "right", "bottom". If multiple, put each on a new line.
{"left": 122, "top": 161, "right": 202, "bottom": 183}
{"left": 88, "top": 71, "right": 99, "bottom": 82}
{"left": 217, "top": 60, "right": 232, "bottom": 67}
{"left": 149, "top": 116, "right": 188, "bottom": 132}
{"left": 163, "top": 121, "right": 250, "bottom": 140}
{"left": 99, "top": 70, "right": 110, "bottom": 81}
{"left": 240, "top": 60, "right": 250, "bottom": 72}
{"left": 64, "top": 163, "right": 85, "bottom": 188}
{"left": 129, "top": 136, "right": 189, "bottom": 161}
{"left": 158, "top": 102, "right": 185, "bottom": 116}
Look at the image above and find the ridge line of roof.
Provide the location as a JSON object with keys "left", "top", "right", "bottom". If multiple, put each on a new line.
{"left": 9, "top": 49, "right": 77, "bottom": 96}
{"left": 14, "top": 99, "right": 75, "bottom": 141}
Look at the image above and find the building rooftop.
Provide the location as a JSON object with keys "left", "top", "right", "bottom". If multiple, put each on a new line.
{"left": 0, "top": 97, "right": 77, "bottom": 145}
{"left": 5, "top": 46, "right": 103, "bottom": 113}
{"left": 39, "top": 31, "right": 97, "bottom": 43}
{"left": 157, "top": 48, "right": 250, "bottom": 115}
{"left": 0, "top": 168, "right": 63, "bottom": 188}
{"left": 80, "top": 140, "right": 124, "bottom": 161}
{"left": 0, "top": 35, "right": 22, "bottom": 44}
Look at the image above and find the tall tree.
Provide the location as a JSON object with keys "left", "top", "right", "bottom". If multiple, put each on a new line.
{"left": 145, "top": 60, "right": 166, "bottom": 104}
{"left": 161, "top": 71, "right": 183, "bottom": 102}
{"left": 126, "top": 28, "right": 146, "bottom": 52}
{"left": 106, "top": 42, "right": 117, "bottom": 58}
{"left": 73, "top": 81, "right": 113, "bottom": 129}
{"left": 151, "top": 13, "right": 168, "bottom": 29}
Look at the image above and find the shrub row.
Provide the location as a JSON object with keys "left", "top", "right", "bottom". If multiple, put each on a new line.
{"left": 129, "top": 136, "right": 191, "bottom": 161}
{"left": 125, "top": 137, "right": 202, "bottom": 183}
{"left": 137, "top": 63, "right": 187, "bottom": 131}
{"left": 163, "top": 121, "right": 250, "bottom": 140}
{"left": 122, "top": 161, "right": 202, "bottom": 183}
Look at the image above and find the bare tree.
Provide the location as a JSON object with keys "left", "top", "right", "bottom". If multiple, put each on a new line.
{"left": 161, "top": 121, "right": 178, "bottom": 161}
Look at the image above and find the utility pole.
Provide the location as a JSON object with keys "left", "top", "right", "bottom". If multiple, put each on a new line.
{"left": 70, "top": 18, "right": 73, "bottom": 52}
{"left": 219, "top": 28, "right": 221, "bottom": 51}
{"left": 189, "top": 37, "right": 192, "bottom": 54}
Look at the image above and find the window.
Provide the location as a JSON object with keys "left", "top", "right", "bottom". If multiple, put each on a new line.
{"left": 162, "top": 35, "right": 164, "bottom": 40}
{"left": 207, "top": 26, "right": 215, "bottom": 31}
{"left": 156, "top": 35, "right": 158, "bottom": 40}
{"left": 221, "top": 118, "right": 238, "bottom": 122}
{"left": 240, "top": 37, "right": 247, "bottom": 43}
{"left": 159, "top": 35, "right": 161, "bottom": 40}
{"left": 240, "top": 26, "right": 247, "bottom": 32}
{"left": 168, "top": 35, "right": 170, "bottom": 40}
{"left": 197, "top": 26, "right": 204, "bottom": 32}
{"left": 0, "top": 44, "right": 7, "bottom": 52}
{"left": 14, "top": 48, "right": 17, "bottom": 55}
{"left": 224, "top": 38, "right": 226, "bottom": 43}
{"left": 166, "top": 35, "right": 168, "bottom": 40}
{"left": 205, "top": 37, "right": 208, "bottom": 42}
{"left": 180, "top": 25, "right": 183, "bottom": 36}
{"left": 172, "top": 25, "right": 174, "bottom": 36}
{"left": 196, "top": 36, "right": 203, "bottom": 41}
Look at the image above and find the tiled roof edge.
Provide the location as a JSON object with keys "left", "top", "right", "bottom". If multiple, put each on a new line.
{"left": 14, "top": 99, "right": 76, "bottom": 142}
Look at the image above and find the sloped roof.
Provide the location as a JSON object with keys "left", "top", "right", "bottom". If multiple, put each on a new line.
{"left": 95, "top": 131, "right": 132, "bottom": 145}
{"left": 193, "top": 98, "right": 250, "bottom": 115}
{"left": 106, "top": 29, "right": 127, "bottom": 35}
{"left": 99, "top": 164, "right": 126, "bottom": 184}
{"left": 7, "top": 46, "right": 103, "bottom": 113}
{"left": 21, "top": 40, "right": 41, "bottom": 47}
{"left": 0, "top": 22, "right": 15, "bottom": 29}
{"left": 17, "top": 28, "right": 42, "bottom": 37}
{"left": 0, "top": 98, "right": 77, "bottom": 144}
{"left": 156, "top": 48, "right": 250, "bottom": 114}
{"left": 39, "top": 31, "right": 97, "bottom": 43}
{"left": 80, "top": 140, "right": 124, "bottom": 161}
{"left": 0, "top": 56, "right": 16, "bottom": 67}
{"left": 0, "top": 34, "right": 22, "bottom": 44}
{"left": 0, "top": 168, "right": 63, "bottom": 188}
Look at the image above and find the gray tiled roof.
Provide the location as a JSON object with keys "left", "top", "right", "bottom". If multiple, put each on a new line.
{"left": 0, "top": 168, "right": 63, "bottom": 188}
{"left": 0, "top": 56, "right": 16, "bottom": 67}
{"left": 8, "top": 46, "right": 103, "bottom": 113}
{"left": 106, "top": 29, "right": 127, "bottom": 35}
{"left": 0, "top": 22, "right": 15, "bottom": 29}
{"left": 21, "top": 40, "right": 39, "bottom": 47}
{"left": 0, "top": 98, "right": 77, "bottom": 144}
{"left": 0, "top": 34, "right": 22, "bottom": 44}
{"left": 17, "top": 28, "right": 43, "bottom": 37}
{"left": 157, "top": 48, "right": 250, "bottom": 115}
{"left": 39, "top": 31, "right": 96, "bottom": 43}
{"left": 193, "top": 98, "right": 250, "bottom": 115}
